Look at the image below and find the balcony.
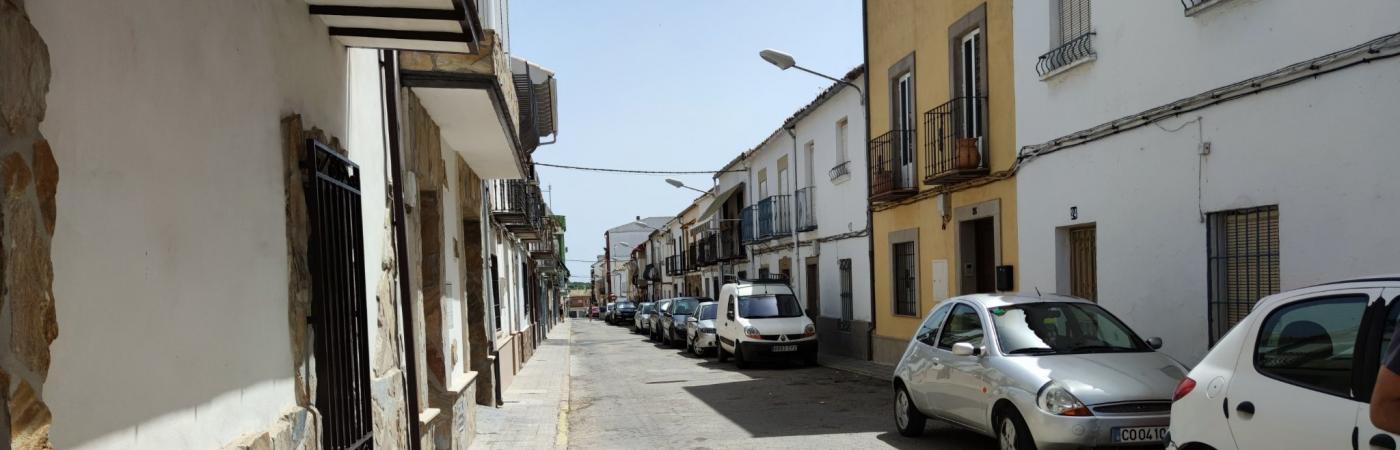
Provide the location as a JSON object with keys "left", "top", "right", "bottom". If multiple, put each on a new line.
{"left": 740, "top": 205, "right": 757, "bottom": 243}
{"left": 528, "top": 239, "right": 555, "bottom": 261}
{"left": 923, "top": 96, "right": 990, "bottom": 185}
{"left": 795, "top": 187, "right": 816, "bottom": 232}
{"left": 718, "top": 222, "right": 746, "bottom": 261}
{"left": 665, "top": 254, "right": 683, "bottom": 276}
{"left": 869, "top": 130, "right": 918, "bottom": 202}
{"left": 755, "top": 195, "right": 792, "bottom": 241}
{"left": 828, "top": 160, "right": 851, "bottom": 182}
{"left": 1036, "top": 32, "right": 1095, "bottom": 78}
{"left": 686, "top": 242, "right": 700, "bottom": 273}
{"left": 489, "top": 180, "right": 543, "bottom": 240}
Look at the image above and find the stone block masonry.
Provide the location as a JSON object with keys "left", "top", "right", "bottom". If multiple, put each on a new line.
{"left": 0, "top": 1, "right": 59, "bottom": 447}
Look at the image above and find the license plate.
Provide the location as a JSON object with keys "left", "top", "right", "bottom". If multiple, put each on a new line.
{"left": 773, "top": 345, "right": 798, "bottom": 352}
{"left": 1112, "top": 426, "right": 1167, "bottom": 443}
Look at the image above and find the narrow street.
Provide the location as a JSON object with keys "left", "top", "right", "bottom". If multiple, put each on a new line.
{"left": 566, "top": 320, "right": 994, "bottom": 449}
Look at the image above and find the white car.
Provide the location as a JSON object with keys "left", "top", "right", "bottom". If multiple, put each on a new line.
{"left": 1169, "top": 276, "right": 1400, "bottom": 450}
{"left": 715, "top": 279, "right": 818, "bottom": 368}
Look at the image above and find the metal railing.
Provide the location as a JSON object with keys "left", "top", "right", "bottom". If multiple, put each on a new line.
{"left": 795, "top": 187, "right": 816, "bottom": 232}
{"left": 924, "top": 96, "right": 990, "bottom": 184}
{"left": 869, "top": 130, "right": 918, "bottom": 201}
{"left": 755, "top": 194, "right": 792, "bottom": 240}
{"left": 719, "top": 222, "right": 745, "bottom": 260}
{"left": 740, "top": 205, "right": 757, "bottom": 243}
{"left": 828, "top": 160, "right": 851, "bottom": 181}
{"left": 1036, "top": 32, "right": 1095, "bottom": 77}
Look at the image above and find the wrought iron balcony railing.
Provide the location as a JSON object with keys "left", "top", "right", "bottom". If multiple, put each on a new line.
{"left": 923, "top": 96, "right": 990, "bottom": 185}
{"left": 719, "top": 222, "right": 746, "bottom": 260}
{"left": 489, "top": 179, "right": 544, "bottom": 239}
{"left": 1036, "top": 32, "right": 1095, "bottom": 77}
{"left": 740, "top": 205, "right": 757, "bottom": 243}
{"left": 795, "top": 187, "right": 816, "bottom": 232}
{"left": 755, "top": 194, "right": 792, "bottom": 240}
{"left": 828, "top": 160, "right": 851, "bottom": 181}
{"left": 869, "top": 130, "right": 918, "bottom": 202}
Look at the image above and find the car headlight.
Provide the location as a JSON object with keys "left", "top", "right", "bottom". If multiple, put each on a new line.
{"left": 743, "top": 326, "right": 762, "bottom": 339}
{"left": 1038, "top": 382, "right": 1092, "bottom": 416}
{"left": 803, "top": 323, "right": 816, "bottom": 337}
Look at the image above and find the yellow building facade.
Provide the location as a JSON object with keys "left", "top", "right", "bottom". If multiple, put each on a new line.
{"left": 864, "top": 0, "right": 1018, "bottom": 364}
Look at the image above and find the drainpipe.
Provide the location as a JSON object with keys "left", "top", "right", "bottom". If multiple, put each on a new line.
{"left": 861, "top": 0, "right": 878, "bottom": 362}
{"left": 785, "top": 125, "right": 802, "bottom": 302}
{"left": 381, "top": 49, "right": 423, "bottom": 450}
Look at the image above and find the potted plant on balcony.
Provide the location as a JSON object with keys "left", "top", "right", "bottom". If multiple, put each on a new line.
{"left": 954, "top": 137, "right": 981, "bottom": 170}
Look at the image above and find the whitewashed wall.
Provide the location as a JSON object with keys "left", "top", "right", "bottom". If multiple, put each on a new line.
{"left": 1014, "top": 0, "right": 1400, "bottom": 363}
{"left": 36, "top": 0, "right": 347, "bottom": 448}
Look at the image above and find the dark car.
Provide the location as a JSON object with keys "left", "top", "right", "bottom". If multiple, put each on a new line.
{"left": 648, "top": 299, "right": 673, "bottom": 342}
{"left": 658, "top": 297, "right": 708, "bottom": 347}
{"left": 609, "top": 301, "right": 636, "bottom": 325}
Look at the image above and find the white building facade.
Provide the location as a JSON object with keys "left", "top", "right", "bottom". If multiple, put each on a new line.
{"left": 705, "top": 68, "right": 872, "bottom": 359}
{"left": 1013, "top": 0, "right": 1400, "bottom": 363}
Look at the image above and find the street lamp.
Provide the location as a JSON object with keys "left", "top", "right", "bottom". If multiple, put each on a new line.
{"left": 665, "top": 178, "right": 711, "bottom": 195}
{"left": 759, "top": 49, "right": 865, "bottom": 105}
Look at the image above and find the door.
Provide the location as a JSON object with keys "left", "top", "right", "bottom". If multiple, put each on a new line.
{"left": 1356, "top": 287, "right": 1400, "bottom": 450}
{"left": 907, "top": 303, "right": 954, "bottom": 411}
{"left": 806, "top": 262, "right": 821, "bottom": 319}
{"left": 1225, "top": 289, "right": 1379, "bottom": 450}
{"left": 894, "top": 72, "right": 915, "bottom": 187}
{"left": 934, "top": 303, "right": 991, "bottom": 430}
{"left": 959, "top": 217, "right": 996, "bottom": 294}
{"left": 721, "top": 295, "right": 739, "bottom": 351}
{"left": 1068, "top": 225, "right": 1097, "bottom": 301}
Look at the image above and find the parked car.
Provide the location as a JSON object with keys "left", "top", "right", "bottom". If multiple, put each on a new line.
{"left": 659, "top": 297, "right": 706, "bottom": 347}
{"left": 610, "top": 300, "right": 636, "bottom": 325}
{"left": 1168, "top": 276, "right": 1400, "bottom": 450}
{"left": 602, "top": 302, "right": 615, "bottom": 322}
{"left": 715, "top": 279, "right": 818, "bottom": 368}
{"left": 633, "top": 302, "right": 655, "bottom": 334}
{"left": 588, "top": 306, "right": 599, "bottom": 319}
{"left": 648, "top": 299, "right": 672, "bottom": 342}
{"left": 890, "top": 293, "right": 1186, "bottom": 449}
{"left": 686, "top": 301, "right": 718, "bottom": 356}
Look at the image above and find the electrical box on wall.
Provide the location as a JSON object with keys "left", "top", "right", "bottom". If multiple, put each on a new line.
{"left": 995, "top": 265, "right": 1014, "bottom": 292}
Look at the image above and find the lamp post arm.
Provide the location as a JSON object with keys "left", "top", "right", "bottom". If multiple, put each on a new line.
{"left": 793, "top": 64, "right": 865, "bottom": 105}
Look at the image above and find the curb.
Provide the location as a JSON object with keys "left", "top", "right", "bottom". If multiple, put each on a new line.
{"left": 553, "top": 321, "right": 572, "bottom": 449}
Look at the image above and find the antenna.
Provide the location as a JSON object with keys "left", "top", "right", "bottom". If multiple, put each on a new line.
{"left": 1034, "top": 286, "right": 1042, "bottom": 297}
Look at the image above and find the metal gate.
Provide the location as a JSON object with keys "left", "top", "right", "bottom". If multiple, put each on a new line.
{"left": 305, "top": 139, "right": 374, "bottom": 449}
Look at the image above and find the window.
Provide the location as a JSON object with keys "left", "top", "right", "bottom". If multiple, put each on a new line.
{"left": 1254, "top": 295, "right": 1367, "bottom": 397}
{"left": 894, "top": 242, "right": 918, "bottom": 316}
{"left": 1037, "top": 0, "right": 1095, "bottom": 77}
{"left": 738, "top": 294, "right": 804, "bottom": 318}
{"left": 803, "top": 141, "right": 815, "bottom": 188}
{"left": 759, "top": 267, "right": 770, "bottom": 279}
{"left": 1068, "top": 225, "right": 1097, "bottom": 301}
{"left": 1208, "top": 205, "right": 1280, "bottom": 343}
{"left": 836, "top": 118, "right": 849, "bottom": 162}
{"left": 915, "top": 303, "right": 954, "bottom": 346}
{"left": 991, "top": 302, "right": 1148, "bottom": 355}
{"left": 937, "top": 304, "right": 985, "bottom": 350}
{"left": 839, "top": 259, "right": 854, "bottom": 330}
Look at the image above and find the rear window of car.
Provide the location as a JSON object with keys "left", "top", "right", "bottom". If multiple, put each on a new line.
{"left": 672, "top": 298, "right": 700, "bottom": 315}
{"left": 617, "top": 302, "right": 635, "bottom": 310}
{"left": 639, "top": 303, "right": 655, "bottom": 313}
{"left": 698, "top": 304, "right": 717, "bottom": 320}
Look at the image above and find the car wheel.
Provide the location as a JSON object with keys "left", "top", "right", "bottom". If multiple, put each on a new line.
{"left": 997, "top": 409, "right": 1037, "bottom": 450}
{"left": 734, "top": 345, "right": 749, "bottom": 369}
{"left": 894, "top": 385, "right": 926, "bottom": 437}
{"left": 718, "top": 345, "right": 729, "bottom": 362}
{"left": 686, "top": 335, "right": 695, "bottom": 354}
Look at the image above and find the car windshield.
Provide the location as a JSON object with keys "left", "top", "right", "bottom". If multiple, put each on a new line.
{"left": 672, "top": 298, "right": 700, "bottom": 315}
{"left": 639, "top": 303, "right": 655, "bottom": 313}
{"left": 991, "top": 302, "right": 1150, "bottom": 355}
{"left": 738, "top": 294, "right": 804, "bottom": 318}
{"left": 616, "top": 302, "right": 635, "bottom": 310}
{"left": 698, "top": 304, "right": 716, "bottom": 320}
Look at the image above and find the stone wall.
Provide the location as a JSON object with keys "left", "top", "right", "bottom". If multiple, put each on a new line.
{"left": 0, "top": 1, "right": 58, "bottom": 448}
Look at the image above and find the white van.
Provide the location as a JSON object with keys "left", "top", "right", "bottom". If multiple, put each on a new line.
{"left": 715, "top": 279, "right": 818, "bottom": 368}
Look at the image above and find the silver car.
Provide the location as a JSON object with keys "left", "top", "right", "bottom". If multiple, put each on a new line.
{"left": 684, "top": 301, "right": 718, "bottom": 356}
{"left": 659, "top": 297, "right": 704, "bottom": 348}
{"left": 892, "top": 294, "right": 1187, "bottom": 450}
{"left": 632, "top": 302, "right": 655, "bottom": 334}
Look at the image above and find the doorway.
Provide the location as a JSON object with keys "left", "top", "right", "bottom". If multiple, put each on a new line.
{"left": 805, "top": 260, "right": 820, "bottom": 319}
{"left": 958, "top": 217, "right": 996, "bottom": 294}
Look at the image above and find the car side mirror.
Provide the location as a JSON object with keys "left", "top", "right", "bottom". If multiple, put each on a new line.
{"left": 1146, "top": 337, "right": 1163, "bottom": 350}
{"left": 952, "top": 342, "right": 978, "bottom": 357}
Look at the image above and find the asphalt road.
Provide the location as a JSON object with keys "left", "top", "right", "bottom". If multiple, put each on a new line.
{"left": 567, "top": 319, "right": 995, "bottom": 449}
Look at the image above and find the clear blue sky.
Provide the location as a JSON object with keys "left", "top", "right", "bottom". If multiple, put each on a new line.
{"left": 508, "top": 1, "right": 864, "bottom": 282}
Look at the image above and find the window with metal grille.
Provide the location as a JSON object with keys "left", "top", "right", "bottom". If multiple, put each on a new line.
{"left": 1207, "top": 205, "right": 1280, "bottom": 344}
{"left": 1037, "top": 0, "right": 1095, "bottom": 77}
{"left": 894, "top": 242, "right": 917, "bottom": 316}
{"left": 304, "top": 139, "right": 373, "bottom": 449}
{"left": 839, "top": 259, "right": 854, "bottom": 330}
{"left": 1068, "top": 225, "right": 1097, "bottom": 301}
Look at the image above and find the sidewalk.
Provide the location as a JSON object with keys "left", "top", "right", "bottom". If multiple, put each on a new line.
{"left": 819, "top": 352, "right": 895, "bottom": 382}
{"left": 470, "top": 320, "right": 572, "bottom": 450}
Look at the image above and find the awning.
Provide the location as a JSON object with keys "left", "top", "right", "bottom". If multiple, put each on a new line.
{"left": 308, "top": 0, "right": 481, "bottom": 54}
{"left": 697, "top": 183, "right": 744, "bottom": 223}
